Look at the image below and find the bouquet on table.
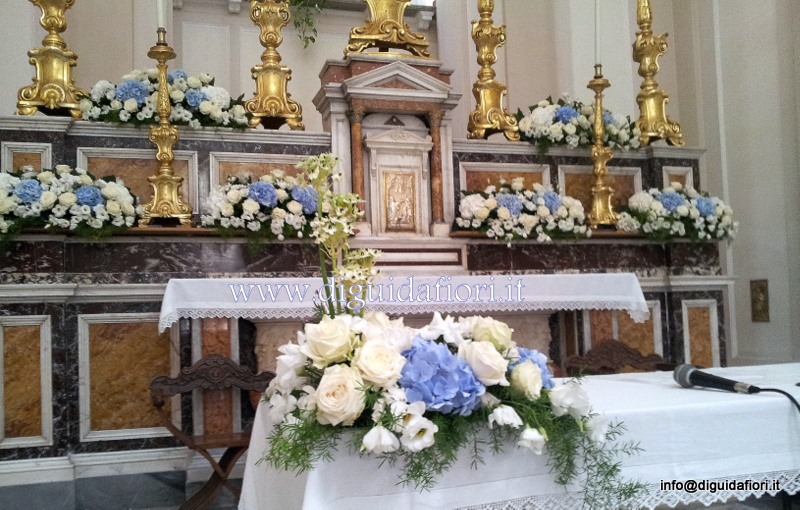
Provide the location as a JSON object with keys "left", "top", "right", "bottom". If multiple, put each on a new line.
{"left": 453, "top": 178, "right": 590, "bottom": 242}
{"left": 80, "top": 69, "right": 250, "bottom": 129}
{"left": 516, "top": 95, "right": 641, "bottom": 154}
{"left": 616, "top": 183, "right": 738, "bottom": 242}
{"left": 260, "top": 155, "right": 645, "bottom": 509}
{"left": 0, "top": 165, "right": 140, "bottom": 244}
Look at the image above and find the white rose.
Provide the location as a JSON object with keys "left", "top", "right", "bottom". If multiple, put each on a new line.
{"left": 353, "top": 339, "right": 406, "bottom": 388}
{"left": 37, "top": 171, "right": 55, "bottom": 184}
{"left": 487, "top": 405, "right": 523, "bottom": 429}
{"left": 362, "top": 425, "right": 400, "bottom": 454}
{"left": 563, "top": 123, "right": 577, "bottom": 135}
{"left": 226, "top": 189, "right": 242, "bottom": 204}
{"left": 301, "top": 315, "right": 355, "bottom": 369}
{"left": 272, "top": 208, "right": 286, "bottom": 219}
{"left": 676, "top": 205, "right": 689, "bottom": 217}
{"left": 510, "top": 360, "right": 543, "bottom": 400}
{"left": 121, "top": 202, "right": 135, "bottom": 216}
{"left": 80, "top": 175, "right": 93, "bottom": 186}
{"left": 186, "top": 76, "right": 202, "bottom": 89}
{"left": 59, "top": 192, "right": 77, "bottom": 207}
{"left": 287, "top": 200, "right": 303, "bottom": 215}
{"left": 101, "top": 184, "right": 119, "bottom": 199}
{"left": 276, "top": 189, "right": 288, "bottom": 201}
{"left": 537, "top": 205, "right": 551, "bottom": 217}
{"left": 0, "top": 197, "right": 17, "bottom": 214}
{"left": 106, "top": 200, "right": 121, "bottom": 215}
{"left": 518, "top": 427, "right": 546, "bottom": 454}
{"left": 315, "top": 364, "right": 366, "bottom": 426}
{"left": 497, "top": 207, "right": 511, "bottom": 220}
{"left": 220, "top": 203, "right": 234, "bottom": 217}
{"left": 474, "top": 207, "right": 490, "bottom": 221}
{"left": 549, "top": 381, "right": 591, "bottom": 420}
{"left": 459, "top": 341, "right": 509, "bottom": 386}
{"left": 39, "top": 191, "right": 57, "bottom": 208}
{"left": 472, "top": 317, "right": 514, "bottom": 352}
{"left": 123, "top": 98, "right": 139, "bottom": 112}
{"left": 199, "top": 101, "right": 214, "bottom": 115}
{"left": 242, "top": 198, "right": 260, "bottom": 214}
{"left": 485, "top": 197, "right": 498, "bottom": 210}
{"left": 170, "top": 89, "right": 185, "bottom": 102}
{"left": 55, "top": 165, "right": 72, "bottom": 174}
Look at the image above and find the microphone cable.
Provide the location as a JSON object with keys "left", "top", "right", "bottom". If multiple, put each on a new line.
{"left": 758, "top": 387, "right": 800, "bottom": 415}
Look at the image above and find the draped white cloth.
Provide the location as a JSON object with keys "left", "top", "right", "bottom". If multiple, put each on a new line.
{"left": 158, "top": 273, "right": 650, "bottom": 332}
{"left": 239, "top": 364, "right": 800, "bottom": 510}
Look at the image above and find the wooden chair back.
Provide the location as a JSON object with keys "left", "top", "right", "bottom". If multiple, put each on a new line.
{"left": 566, "top": 339, "right": 676, "bottom": 376}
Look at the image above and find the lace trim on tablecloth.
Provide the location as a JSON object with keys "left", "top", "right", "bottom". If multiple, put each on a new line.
{"left": 452, "top": 470, "right": 800, "bottom": 510}
{"left": 158, "top": 301, "right": 650, "bottom": 332}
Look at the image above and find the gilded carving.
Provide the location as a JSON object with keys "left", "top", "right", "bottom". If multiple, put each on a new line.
{"left": 345, "top": 0, "right": 431, "bottom": 59}
{"left": 384, "top": 172, "right": 416, "bottom": 232}
{"left": 587, "top": 69, "right": 619, "bottom": 228}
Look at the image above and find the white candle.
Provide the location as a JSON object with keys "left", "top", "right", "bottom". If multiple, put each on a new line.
{"left": 157, "top": 0, "right": 167, "bottom": 29}
{"left": 595, "top": 0, "right": 601, "bottom": 66}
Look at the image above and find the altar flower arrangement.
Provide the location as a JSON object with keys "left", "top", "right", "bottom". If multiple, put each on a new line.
{"left": 516, "top": 95, "right": 641, "bottom": 155}
{"left": 80, "top": 69, "right": 250, "bottom": 129}
{"left": 616, "top": 182, "right": 738, "bottom": 242}
{"left": 259, "top": 156, "right": 644, "bottom": 509}
{"left": 453, "top": 179, "right": 591, "bottom": 242}
{"left": 0, "top": 165, "right": 140, "bottom": 245}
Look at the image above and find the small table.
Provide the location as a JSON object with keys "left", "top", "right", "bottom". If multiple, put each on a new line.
{"left": 239, "top": 364, "right": 800, "bottom": 510}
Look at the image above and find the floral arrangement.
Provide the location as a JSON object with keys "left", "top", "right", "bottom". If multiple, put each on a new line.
{"left": 616, "top": 182, "right": 738, "bottom": 242}
{"left": 0, "top": 165, "right": 140, "bottom": 244}
{"left": 453, "top": 179, "right": 591, "bottom": 242}
{"left": 516, "top": 95, "right": 641, "bottom": 154}
{"left": 80, "top": 69, "right": 250, "bottom": 129}
{"left": 259, "top": 157, "right": 644, "bottom": 509}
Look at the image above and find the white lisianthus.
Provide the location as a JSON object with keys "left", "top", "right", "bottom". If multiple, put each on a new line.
{"left": 267, "top": 392, "right": 297, "bottom": 424}
{"left": 362, "top": 425, "right": 400, "bottom": 454}
{"left": 242, "top": 198, "right": 260, "bottom": 214}
{"left": 287, "top": 200, "right": 303, "bottom": 215}
{"left": 353, "top": 339, "right": 406, "bottom": 388}
{"left": 586, "top": 415, "right": 610, "bottom": 444}
{"left": 315, "top": 364, "right": 366, "bottom": 426}
{"left": 549, "top": 381, "right": 591, "bottom": 420}
{"left": 488, "top": 405, "right": 523, "bottom": 429}
{"left": 301, "top": 315, "right": 356, "bottom": 368}
{"left": 510, "top": 360, "right": 543, "bottom": 400}
{"left": 518, "top": 427, "right": 546, "bottom": 454}
{"left": 400, "top": 415, "right": 438, "bottom": 452}
{"left": 472, "top": 317, "right": 514, "bottom": 352}
{"left": 267, "top": 340, "right": 308, "bottom": 395}
{"left": 458, "top": 340, "right": 509, "bottom": 386}
{"left": 59, "top": 192, "right": 77, "bottom": 207}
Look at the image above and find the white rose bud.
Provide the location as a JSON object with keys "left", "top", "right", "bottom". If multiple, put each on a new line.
{"left": 121, "top": 202, "right": 135, "bottom": 216}
{"left": 199, "top": 101, "right": 214, "bottom": 115}
{"left": 459, "top": 341, "right": 509, "bottom": 386}
{"left": 537, "top": 205, "right": 551, "bottom": 217}
{"left": 676, "top": 205, "right": 689, "bottom": 217}
{"left": 59, "top": 192, "right": 77, "bottom": 207}
{"left": 315, "top": 364, "right": 366, "bottom": 426}
{"left": 101, "top": 184, "right": 119, "bottom": 199}
{"left": 272, "top": 208, "right": 286, "bottom": 219}
{"left": 276, "top": 189, "right": 288, "bottom": 201}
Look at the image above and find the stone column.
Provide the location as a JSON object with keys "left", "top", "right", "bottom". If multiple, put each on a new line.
{"left": 428, "top": 109, "right": 445, "bottom": 223}
{"left": 348, "top": 106, "right": 367, "bottom": 207}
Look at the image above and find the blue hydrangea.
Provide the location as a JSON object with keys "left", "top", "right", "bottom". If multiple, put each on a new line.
{"left": 291, "top": 186, "right": 318, "bottom": 215}
{"left": 542, "top": 191, "right": 562, "bottom": 214}
{"left": 115, "top": 80, "right": 149, "bottom": 105}
{"left": 496, "top": 193, "right": 522, "bottom": 217}
{"left": 248, "top": 182, "right": 278, "bottom": 208}
{"left": 185, "top": 88, "right": 207, "bottom": 108}
{"left": 658, "top": 191, "right": 685, "bottom": 212}
{"left": 167, "top": 70, "right": 188, "bottom": 84}
{"left": 14, "top": 180, "right": 43, "bottom": 204}
{"left": 76, "top": 186, "right": 103, "bottom": 207}
{"left": 555, "top": 106, "right": 579, "bottom": 124}
{"left": 510, "top": 348, "right": 554, "bottom": 389}
{"left": 602, "top": 111, "right": 614, "bottom": 125}
{"left": 399, "top": 337, "right": 485, "bottom": 416}
{"left": 696, "top": 196, "right": 715, "bottom": 217}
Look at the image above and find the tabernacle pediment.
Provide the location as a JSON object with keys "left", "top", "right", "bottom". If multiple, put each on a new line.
{"left": 343, "top": 61, "right": 453, "bottom": 100}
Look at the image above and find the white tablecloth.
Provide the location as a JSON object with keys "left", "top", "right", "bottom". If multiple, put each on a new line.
{"left": 158, "top": 273, "right": 649, "bottom": 332}
{"left": 239, "top": 364, "right": 800, "bottom": 510}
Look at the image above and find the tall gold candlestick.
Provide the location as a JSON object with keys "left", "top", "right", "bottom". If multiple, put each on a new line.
{"left": 467, "top": 0, "right": 519, "bottom": 141}
{"left": 632, "top": 0, "right": 683, "bottom": 146}
{"left": 139, "top": 28, "right": 192, "bottom": 227}
{"left": 16, "top": 0, "right": 87, "bottom": 118}
{"left": 587, "top": 65, "right": 618, "bottom": 229}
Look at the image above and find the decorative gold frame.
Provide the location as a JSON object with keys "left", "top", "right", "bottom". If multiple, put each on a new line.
{"left": 16, "top": 0, "right": 87, "bottom": 118}
{"left": 345, "top": 0, "right": 431, "bottom": 59}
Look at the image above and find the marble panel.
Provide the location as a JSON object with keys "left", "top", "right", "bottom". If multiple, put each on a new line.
{"left": 589, "top": 310, "right": 614, "bottom": 345}
{"left": 86, "top": 157, "right": 190, "bottom": 207}
{"left": 668, "top": 243, "right": 721, "bottom": 274}
{"left": 650, "top": 157, "right": 701, "bottom": 191}
{"left": 65, "top": 242, "right": 204, "bottom": 274}
{"left": 88, "top": 322, "right": 171, "bottom": 431}
{"left": 12, "top": 152, "right": 43, "bottom": 172}
{"left": 563, "top": 173, "right": 636, "bottom": 210}
{"left": 218, "top": 161, "right": 300, "bottom": 185}
{"left": 0, "top": 131, "right": 68, "bottom": 171}
{"left": 466, "top": 243, "right": 667, "bottom": 272}
{"left": 3, "top": 325, "right": 41, "bottom": 438}
{"left": 254, "top": 321, "right": 304, "bottom": 374}
{"left": 618, "top": 310, "right": 656, "bottom": 356}
{"left": 0, "top": 241, "right": 64, "bottom": 274}
{"left": 201, "top": 318, "right": 230, "bottom": 357}
{"left": 687, "top": 307, "right": 714, "bottom": 368}
{"left": 666, "top": 290, "right": 725, "bottom": 366}
{"left": 198, "top": 242, "right": 319, "bottom": 274}
{"left": 201, "top": 318, "right": 233, "bottom": 436}
{"left": 465, "top": 171, "right": 542, "bottom": 192}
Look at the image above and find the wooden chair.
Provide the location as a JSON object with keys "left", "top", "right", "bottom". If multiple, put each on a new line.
{"left": 150, "top": 354, "right": 274, "bottom": 510}
{"left": 566, "top": 339, "right": 677, "bottom": 376}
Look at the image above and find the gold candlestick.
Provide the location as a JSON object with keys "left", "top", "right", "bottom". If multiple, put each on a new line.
{"left": 15, "top": 0, "right": 87, "bottom": 118}
{"left": 244, "top": 0, "right": 304, "bottom": 130}
{"left": 345, "top": 0, "right": 431, "bottom": 58}
{"left": 467, "top": 0, "right": 519, "bottom": 141}
{"left": 139, "top": 28, "right": 192, "bottom": 227}
{"left": 587, "top": 65, "right": 618, "bottom": 229}
{"left": 632, "top": 0, "right": 684, "bottom": 146}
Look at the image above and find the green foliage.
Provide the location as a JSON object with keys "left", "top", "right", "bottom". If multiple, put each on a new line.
{"left": 289, "top": 0, "right": 328, "bottom": 48}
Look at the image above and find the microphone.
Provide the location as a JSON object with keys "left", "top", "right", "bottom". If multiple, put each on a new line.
{"left": 673, "top": 364, "right": 761, "bottom": 394}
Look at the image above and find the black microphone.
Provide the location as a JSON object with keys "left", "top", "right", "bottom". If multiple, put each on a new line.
{"left": 673, "top": 364, "right": 762, "bottom": 394}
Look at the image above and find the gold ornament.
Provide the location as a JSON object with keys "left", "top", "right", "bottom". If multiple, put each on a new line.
{"left": 633, "top": 0, "right": 684, "bottom": 146}
{"left": 245, "top": 0, "right": 304, "bottom": 130}
{"left": 587, "top": 66, "right": 618, "bottom": 229}
{"left": 467, "top": 0, "right": 519, "bottom": 141}
{"left": 15, "top": 0, "right": 87, "bottom": 118}
{"left": 345, "top": 0, "right": 431, "bottom": 59}
{"left": 139, "top": 29, "right": 192, "bottom": 227}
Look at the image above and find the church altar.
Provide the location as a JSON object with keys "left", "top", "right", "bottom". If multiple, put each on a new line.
{"left": 240, "top": 364, "right": 800, "bottom": 510}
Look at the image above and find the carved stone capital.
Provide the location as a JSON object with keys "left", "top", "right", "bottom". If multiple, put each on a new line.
{"left": 348, "top": 106, "right": 367, "bottom": 124}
